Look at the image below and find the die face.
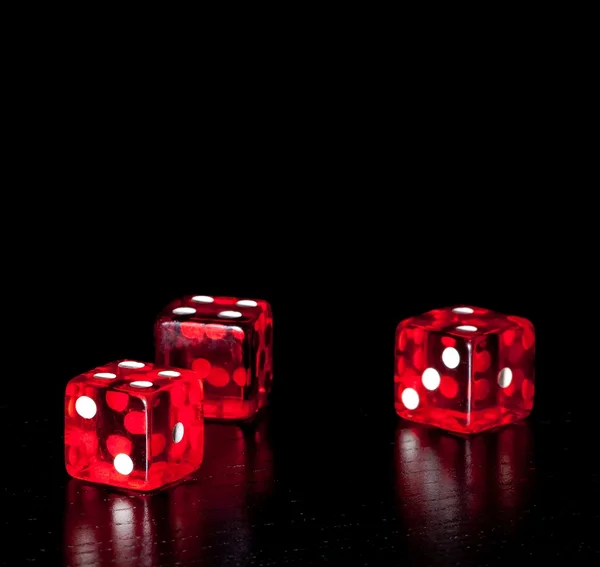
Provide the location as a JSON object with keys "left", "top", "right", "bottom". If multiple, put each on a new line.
{"left": 65, "top": 361, "right": 204, "bottom": 491}
{"left": 170, "top": 295, "right": 265, "bottom": 323}
{"left": 155, "top": 295, "right": 272, "bottom": 421}
{"left": 406, "top": 305, "right": 514, "bottom": 333}
{"left": 146, "top": 381, "right": 204, "bottom": 488}
{"left": 395, "top": 306, "right": 535, "bottom": 434}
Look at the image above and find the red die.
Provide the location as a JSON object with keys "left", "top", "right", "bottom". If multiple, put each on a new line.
{"left": 154, "top": 295, "right": 273, "bottom": 421}
{"left": 395, "top": 306, "right": 535, "bottom": 434}
{"left": 65, "top": 360, "right": 204, "bottom": 491}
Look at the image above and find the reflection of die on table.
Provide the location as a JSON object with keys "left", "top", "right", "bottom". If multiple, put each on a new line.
{"left": 63, "top": 475, "right": 209, "bottom": 565}
{"left": 155, "top": 295, "right": 273, "bottom": 421}
{"left": 395, "top": 305, "right": 535, "bottom": 434}
{"left": 64, "top": 360, "right": 204, "bottom": 491}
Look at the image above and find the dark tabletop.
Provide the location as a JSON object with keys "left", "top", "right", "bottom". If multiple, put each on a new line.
{"left": 4, "top": 391, "right": 599, "bottom": 566}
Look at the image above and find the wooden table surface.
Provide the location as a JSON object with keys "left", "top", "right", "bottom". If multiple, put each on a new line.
{"left": 3, "top": 399, "right": 598, "bottom": 566}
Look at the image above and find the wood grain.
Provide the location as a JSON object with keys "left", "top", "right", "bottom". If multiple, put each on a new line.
{"left": 2, "top": 405, "right": 599, "bottom": 566}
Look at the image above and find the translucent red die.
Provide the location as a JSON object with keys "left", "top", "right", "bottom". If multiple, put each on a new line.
{"left": 395, "top": 306, "right": 535, "bottom": 434}
{"left": 154, "top": 295, "right": 273, "bottom": 421}
{"left": 65, "top": 360, "right": 204, "bottom": 491}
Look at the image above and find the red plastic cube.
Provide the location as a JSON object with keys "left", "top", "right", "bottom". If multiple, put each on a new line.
{"left": 395, "top": 306, "right": 535, "bottom": 434}
{"left": 155, "top": 295, "right": 273, "bottom": 421}
{"left": 65, "top": 360, "right": 204, "bottom": 491}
